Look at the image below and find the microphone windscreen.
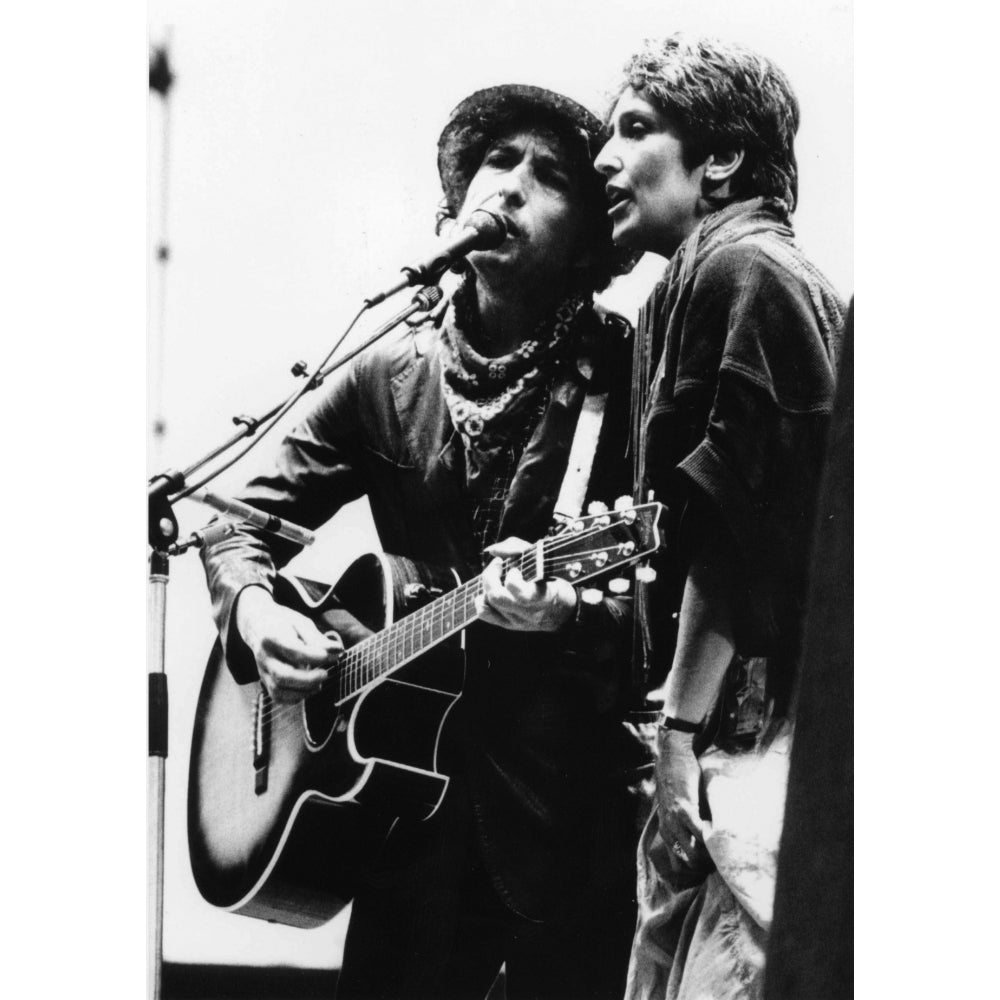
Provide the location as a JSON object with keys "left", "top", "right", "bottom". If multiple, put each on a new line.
{"left": 466, "top": 210, "right": 507, "bottom": 250}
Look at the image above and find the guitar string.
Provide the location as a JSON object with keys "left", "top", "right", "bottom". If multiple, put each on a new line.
{"left": 248, "top": 519, "right": 633, "bottom": 730}
{"left": 313, "top": 516, "right": 642, "bottom": 714}
{"left": 220, "top": 544, "right": 632, "bottom": 752}
{"left": 206, "top": 510, "right": 656, "bottom": 749}
{"left": 222, "top": 528, "right": 647, "bottom": 744}
{"left": 334, "top": 541, "right": 636, "bottom": 701}
{"left": 208, "top": 539, "right": 650, "bottom": 756}
{"left": 238, "top": 513, "right": 654, "bottom": 740}
{"left": 332, "top": 514, "right": 648, "bottom": 684}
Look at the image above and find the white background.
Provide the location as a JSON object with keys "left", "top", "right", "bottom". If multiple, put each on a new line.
{"left": 22, "top": 2, "right": 1000, "bottom": 997}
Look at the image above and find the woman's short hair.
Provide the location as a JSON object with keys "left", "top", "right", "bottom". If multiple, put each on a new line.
{"left": 614, "top": 35, "right": 801, "bottom": 211}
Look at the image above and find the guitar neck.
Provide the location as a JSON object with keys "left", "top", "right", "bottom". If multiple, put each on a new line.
{"left": 332, "top": 502, "right": 662, "bottom": 704}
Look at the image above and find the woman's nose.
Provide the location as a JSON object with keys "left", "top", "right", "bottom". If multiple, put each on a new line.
{"left": 594, "top": 139, "right": 620, "bottom": 177}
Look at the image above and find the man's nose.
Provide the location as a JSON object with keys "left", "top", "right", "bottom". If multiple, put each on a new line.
{"left": 497, "top": 165, "right": 529, "bottom": 207}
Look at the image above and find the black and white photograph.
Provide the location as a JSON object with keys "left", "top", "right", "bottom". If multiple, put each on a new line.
{"left": 142, "top": 1, "right": 854, "bottom": 998}
{"left": 16, "top": 3, "right": 1000, "bottom": 997}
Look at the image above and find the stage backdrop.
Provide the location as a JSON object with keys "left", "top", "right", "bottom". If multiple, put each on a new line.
{"left": 146, "top": 0, "right": 852, "bottom": 971}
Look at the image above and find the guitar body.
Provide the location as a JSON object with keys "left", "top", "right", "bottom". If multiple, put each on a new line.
{"left": 187, "top": 553, "right": 465, "bottom": 928}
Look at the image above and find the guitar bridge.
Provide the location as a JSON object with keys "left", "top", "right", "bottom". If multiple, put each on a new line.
{"left": 253, "top": 687, "right": 271, "bottom": 795}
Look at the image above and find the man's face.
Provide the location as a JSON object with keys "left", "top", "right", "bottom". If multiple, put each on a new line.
{"left": 456, "top": 126, "right": 590, "bottom": 294}
{"left": 595, "top": 88, "right": 707, "bottom": 258}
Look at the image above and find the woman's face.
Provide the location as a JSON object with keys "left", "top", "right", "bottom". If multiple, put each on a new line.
{"left": 595, "top": 88, "right": 708, "bottom": 258}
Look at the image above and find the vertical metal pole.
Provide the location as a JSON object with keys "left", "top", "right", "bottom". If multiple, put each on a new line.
{"left": 148, "top": 551, "right": 170, "bottom": 1000}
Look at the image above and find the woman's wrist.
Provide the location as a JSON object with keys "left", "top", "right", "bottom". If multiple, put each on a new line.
{"left": 657, "top": 713, "right": 702, "bottom": 734}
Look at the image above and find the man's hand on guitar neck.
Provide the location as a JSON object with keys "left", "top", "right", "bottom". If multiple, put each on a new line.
{"left": 235, "top": 585, "right": 343, "bottom": 704}
{"left": 476, "top": 537, "right": 578, "bottom": 633}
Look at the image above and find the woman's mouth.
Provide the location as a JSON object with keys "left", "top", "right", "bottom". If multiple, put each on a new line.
{"left": 606, "top": 186, "right": 631, "bottom": 217}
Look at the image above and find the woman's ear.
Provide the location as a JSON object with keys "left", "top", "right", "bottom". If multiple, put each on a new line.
{"left": 702, "top": 149, "right": 745, "bottom": 197}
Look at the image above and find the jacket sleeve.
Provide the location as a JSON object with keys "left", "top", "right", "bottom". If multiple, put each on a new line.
{"left": 200, "top": 361, "right": 368, "bottom": 681}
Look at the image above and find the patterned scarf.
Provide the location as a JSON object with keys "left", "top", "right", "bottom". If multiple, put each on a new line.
{"left": 441, "top": 275, "right": 590, "bottom": 490}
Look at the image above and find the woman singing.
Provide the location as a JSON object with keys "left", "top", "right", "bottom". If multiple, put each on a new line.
{"left": 594, "top": 34, "right": 847, "bottom": 1000}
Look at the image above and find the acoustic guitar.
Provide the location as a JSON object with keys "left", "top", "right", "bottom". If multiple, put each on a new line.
{"left": 187, "top": 500, "right": 663, "bottom": 928}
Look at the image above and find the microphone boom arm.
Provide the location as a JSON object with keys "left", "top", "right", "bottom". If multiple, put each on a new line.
{"left": 147, "top": 285, "right": 443, "bottom": 550}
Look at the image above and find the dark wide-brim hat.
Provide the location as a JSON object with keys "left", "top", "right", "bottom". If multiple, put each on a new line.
{"left": 437, "top": 84, "right": 637, "bottom": 289}
{"left": 438, "top": 84, "right": 605, "bottom": 213}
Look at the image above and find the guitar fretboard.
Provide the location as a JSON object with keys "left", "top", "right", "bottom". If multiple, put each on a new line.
{"left": 333, "top": 551, "right": 530, "bottom": 704}
{"left": 329, "top": 503, "right": 657, "bottom": 705}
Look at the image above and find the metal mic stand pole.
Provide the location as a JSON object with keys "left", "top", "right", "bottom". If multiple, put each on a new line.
{"left": 147, "top": 466, "right": 182, "bottom": 1000}
{"left": 146, "top": 505, "right": 316, "bottom": 1000}
{"left": 148, "top": 546, "right": 169, "bottom": 1000}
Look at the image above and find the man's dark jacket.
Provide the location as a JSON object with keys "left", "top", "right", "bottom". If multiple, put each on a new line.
{"left": 201, "top": 304, "right": 650, "bottom": 923}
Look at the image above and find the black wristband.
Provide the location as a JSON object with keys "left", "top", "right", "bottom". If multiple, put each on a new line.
{"left": 658, "top": 715, "right": 702, "bottom": 734}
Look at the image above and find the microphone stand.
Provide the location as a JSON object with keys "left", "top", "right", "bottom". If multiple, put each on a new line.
{"left": 146, "top": 285, "right": 441, "bottom": 1000}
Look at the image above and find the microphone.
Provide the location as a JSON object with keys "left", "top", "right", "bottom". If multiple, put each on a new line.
{"left": 365, "top": 209, "right": 507, "bottom": 307}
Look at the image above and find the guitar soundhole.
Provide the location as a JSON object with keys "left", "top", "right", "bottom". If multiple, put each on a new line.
{"left": 303, "top": 686, "right": 345, "bottom": 748}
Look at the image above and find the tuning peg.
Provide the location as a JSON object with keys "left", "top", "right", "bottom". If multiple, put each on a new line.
{"left": 635, "top": 565, "right": 657, "bottom": 584}
{"left": 608, "top": 578, "right": 630, "bottom": 594}
{"left": 587, "top": 500, "right": 609, "bottom": 516}
{"left": 614, "top": 496, "right": 634, "bottom": 512}
{"left": 580, "top": 588, "right": 604, "bottom": 605}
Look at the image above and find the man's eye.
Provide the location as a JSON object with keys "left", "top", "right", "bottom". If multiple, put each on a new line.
{"left": 626, "top": 121, "right": 648, "bottom": 139}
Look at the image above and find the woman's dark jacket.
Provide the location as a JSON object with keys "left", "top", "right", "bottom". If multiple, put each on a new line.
{"left": 634, "top": 200, "right": 846, "bottom": 706}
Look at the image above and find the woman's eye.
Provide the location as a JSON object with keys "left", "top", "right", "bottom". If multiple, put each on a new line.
{"left": 626, "top": 121, "right": 648, "bottom": 139}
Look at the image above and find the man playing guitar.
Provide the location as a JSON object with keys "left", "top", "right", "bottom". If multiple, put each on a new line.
{"left": 200, "top": 83, "right": 650, "bottom": 1000}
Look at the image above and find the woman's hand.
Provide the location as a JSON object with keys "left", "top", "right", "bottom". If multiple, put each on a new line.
{"left": 235, "top": 586, "right": 343, "bottom": 703}
{"left": 475, "top": 537, "right": 578, "bottom": 632}
{"left": 654, "top": 726, "right": 712, "bottom": 873}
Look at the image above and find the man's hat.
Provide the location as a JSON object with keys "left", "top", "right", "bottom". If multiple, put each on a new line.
{"left": 437, "top": 84, "right": 605, "bottom": 213}
{"left": 436, "top": 84, "right": 635, "bottom": 290}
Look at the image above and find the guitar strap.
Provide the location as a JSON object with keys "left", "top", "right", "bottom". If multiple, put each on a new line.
{"left": 552, "top": 335, "right": 609, "bottom": 522}
{"left": 552, "top": 383, "right": 608, "bottom": 522}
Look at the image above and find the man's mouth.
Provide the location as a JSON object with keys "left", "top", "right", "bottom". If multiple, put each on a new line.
{"left": 499, "top": 215, "right": 522, "bottom": 238}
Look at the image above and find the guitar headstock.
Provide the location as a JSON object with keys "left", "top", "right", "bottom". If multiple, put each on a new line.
{"left": 533, "top": 500, "right": 664, "bottom": 589}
